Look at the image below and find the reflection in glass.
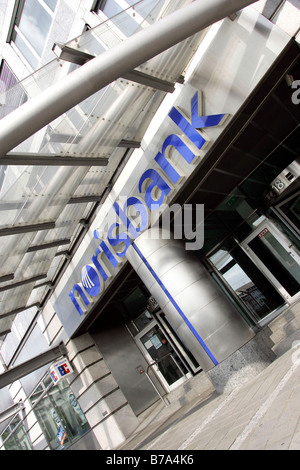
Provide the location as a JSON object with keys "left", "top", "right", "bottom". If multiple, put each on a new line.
{"left": 249, "top": 232, "right": 300, "bottom": 297}
{"left": 17, "top": 0, "right": 52, "bottom": 56}
{"left": 210, "top": 248, "right": 284, "bottom": 322}
{"left": 44, "top": 0, "right": 57, "bottom": 11}
{"left": 276, "top": 192, "right": 300, "bottom": 236}
{"left": 1, "top": 415, "right": 33, "bottom": 450}
{"left": 30, "top": 377, "right": 90, "bottom": 450}
{"left": 12, "top": 0, "right": 56, "bottom": 69}
{"left": 140, "top": 324, "right": 186, "bottom": 385}
{"left": 134, "top": 310, "right": 153, "bottom": 331}
{"left": 13, "top": 33, "right": 39, "bottom": 70}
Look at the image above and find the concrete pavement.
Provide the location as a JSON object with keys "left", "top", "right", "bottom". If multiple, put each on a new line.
{"left": 119, "top": 302, "right": 300, "bottom": 451}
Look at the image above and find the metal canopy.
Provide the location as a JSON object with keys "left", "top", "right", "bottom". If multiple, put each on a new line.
{"left": 2, "top": 153, "right": 109, "bottom": 166}
{"left": 53, "top": 44, "right": 177, "bottom": 92}
{"left": 0, "top": 0, "right": 256, "bottom": 341}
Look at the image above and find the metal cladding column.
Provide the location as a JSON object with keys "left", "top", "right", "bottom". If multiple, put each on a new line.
{"left": 126, "top": 228, "right": 254, "bottom": 373}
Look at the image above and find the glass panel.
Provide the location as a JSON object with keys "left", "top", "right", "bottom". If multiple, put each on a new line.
{"left": 249, "top": 232, "right": 300, "bottom": 297}
{"left": 2, "top": 434, "right": 17, "bottom": 450}
{"left": 159, "top": 312, "right": 201, "bottom": 369}
{"left": 10, "top": 415, "right": 21, "bottom": 431}
{"left": 134, "top": 309, "right": 153, "bottom": 331}
{"left": 102, "top": 0, "right": 141, "bottom": 37}
{"left": 277, "top": 192, "right": 300, "bottom": 234}
{"left": 210, "top": 248, "right": 285, "bottom": 322}
{"left": 33, "top": 393, "right": 62, "bottom": 449}
{"left": 13, "top": 33, "right": 39, "bottom": 69}
{"left": 222, "top": 261, "right": 271, "bottom": 318}
{"left": 52, "top": 381, "right": 90, "bottom": 442}
{"left": 262, "top": 230, "right": 300, "bottom": 283}
{"left": 13, "top": 424, "right": 33, "bottom": 450}
{"left": 31, "top": 379, "right": 90, "bottom": 450}
{"left": 140, "top": 325, "right": 184, "bottom": 385}
{"left": 123, "top": 286, "right": 148, "bottom": 321}
{"left": 43, "top": 0, "right": 57, "bottom": 11}
{"left": 103, "top": 0, "right": 123, "bottom": 16}
{"left": 0, "top": 61, "right": 27, "bottom": 118}
{"left": 1, "top": 416, "right": 32, "bottom": 450}
{"left": 1, "top": 428, "right": 10, "bottom": 442}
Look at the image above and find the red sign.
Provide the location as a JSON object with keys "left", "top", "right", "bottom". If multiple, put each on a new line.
{"left": 258, "top": 228, "right": 269, "bottom": 238}
{"left": 50, "top": 358, "right": 73, "bottom": 384}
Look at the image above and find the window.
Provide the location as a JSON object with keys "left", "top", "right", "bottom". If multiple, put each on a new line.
{"left": 1, "top": 415, "right": 33, "bottom": 450}
{"left": 0, "top": 60, "right": 27, "bottom": 118}
{"left": 30, "top": 374, "right": 90, "bottom": 450}
{"left": 209, "top": 247, "right": 284, "bottom": 323}
{"left": 10, "top": 0, "right": 57, "bottom": 70}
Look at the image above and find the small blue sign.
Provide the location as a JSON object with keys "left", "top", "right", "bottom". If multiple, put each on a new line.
{"left": 57, "top": 425, "right": 66, "bottom": 445}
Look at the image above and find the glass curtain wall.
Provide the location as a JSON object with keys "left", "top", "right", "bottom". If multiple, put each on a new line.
{"left": 11, "top": 0, "right": 57, "bottom": 69}
{"left": 30, "top": 374, "right": 90, "bottom": 450}
{"left": 1, "top": 415, "right": 33, "bottom": 450}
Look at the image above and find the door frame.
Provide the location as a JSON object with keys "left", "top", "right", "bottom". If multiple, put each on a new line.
{"left": 241, "top": 219, "right": 300, "bottom": 305}
{"left": 134, "top": 319, "right": 191, "bottom": 392}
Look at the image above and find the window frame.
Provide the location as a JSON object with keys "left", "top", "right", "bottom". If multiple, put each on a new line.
{"left": 7, "top": 0, "right": 58, "bottom": 70}
{"left": 91, "top": 0, "right": 108, "bottom": 13}
{"left": 0, "top": 413, "right": 33, "bottom": 450}
{"left": 29, "top": 372, "right": 90, "bottom": 450}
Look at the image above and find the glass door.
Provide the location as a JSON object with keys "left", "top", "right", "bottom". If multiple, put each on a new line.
{"left": 136, "top": 321, "right": 190, "bottom": 392}
{"left": 242, "top": 220, "right": 300, "bottom": 303}
{"left": 209, "top": 247, "right": 285, "bottom": 325}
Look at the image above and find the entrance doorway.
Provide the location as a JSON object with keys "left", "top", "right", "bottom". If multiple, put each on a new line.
{"left": 242, "top": 220, "right": 300, "bottom": 304}
{"left": 135, "top": 321, "right": 191, "bottom": 392}
{"left": 209, "top": 217, "right": 300, "bottom": 327}
{"left": 209, "top": 243, "right": 286, "bottom": 326}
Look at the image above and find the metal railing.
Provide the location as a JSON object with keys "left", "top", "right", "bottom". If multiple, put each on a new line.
{"left": 145, "top": 353, "right": 172, "bottom": 406}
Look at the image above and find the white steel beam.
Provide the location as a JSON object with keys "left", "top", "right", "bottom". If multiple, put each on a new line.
{"left": 0, "top": 343, "right": 68, "bottom": 389}
{"left": 3, "top": 153, "right": 108, "bottom": 166}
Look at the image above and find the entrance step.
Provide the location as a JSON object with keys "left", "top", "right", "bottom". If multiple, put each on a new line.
{"left": 163, "top": 372, "right": 215, "bottom": 408}
{"left": 267, "top": 300, "right": 300, "bottom": 356}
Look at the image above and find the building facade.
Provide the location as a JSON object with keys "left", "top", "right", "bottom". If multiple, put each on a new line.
{"left": 0, "top": 0, "right": 299, "bottom": 450}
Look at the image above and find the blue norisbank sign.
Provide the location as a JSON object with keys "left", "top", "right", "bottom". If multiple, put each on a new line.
{"left": 68, "top": 90, "right": 228, "bottom": 317}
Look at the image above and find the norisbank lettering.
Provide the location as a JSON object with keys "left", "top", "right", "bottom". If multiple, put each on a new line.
{"left": 69, "top": 91, "right": 228, "bottom": 315}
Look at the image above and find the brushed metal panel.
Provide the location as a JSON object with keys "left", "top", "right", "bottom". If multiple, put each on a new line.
{"left": 189, "top": 297, "right": 253, "bottom": 343}
{"left": 147, "top": 282, "right": 170, "bottom": 310}
{"left": 159, "top": 260, "right": 203, "bottom": 299}
{"left": 135, "top": 262, "right": 157, "bottom": 292}
{"left": 162, "top": 300, "right": 185, "bottom": 331}
{"left": 205, "top": 320, "right": 254, "bottom": 363}
{"left": 146, "top": 247, "right": 188, "bottom": 279}
{"left": 133, "top": 229, "right": 170, "bottom": 258}
{"left": 173, "top": 278, "right": 221, "bottom": 313}
{"left": 91, "top": 314, "right": 159, "bottom": 416}
{"left": 175, "top": 322, "right": 215, "bottom": 371}
{"left": 126, "top": 245, "right": 144, "bottom": 271}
